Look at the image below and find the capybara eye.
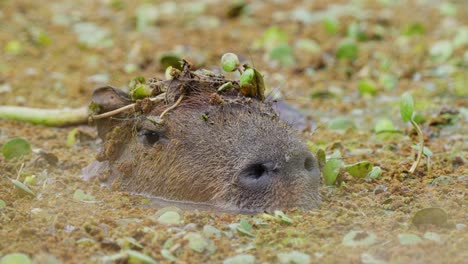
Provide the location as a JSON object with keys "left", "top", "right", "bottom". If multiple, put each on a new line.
{"left": 304, "top": 157, "right": 314, "bottom": 172}
{"left": 137, "top": 129, "right": 160, "bottom": 145}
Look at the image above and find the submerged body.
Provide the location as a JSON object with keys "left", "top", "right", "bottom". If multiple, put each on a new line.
{"left": 84, "top": 71, "right": 321, "bottom": 213}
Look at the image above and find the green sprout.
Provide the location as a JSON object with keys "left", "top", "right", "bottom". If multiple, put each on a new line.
{"left": 221, "top": 52, "right": 240, "bottom": 72}
{"left": 129, "top": 76, "right": 152, "bottom": 100}
{"left": 400, "top": 92, "right": 424, "bottom": 174}
{"left": 322, "top": 151, "right": 343, "bottom": 185}
{"left": 336, "top": 38, "right": 358, "bottom": 60}
{"left": 322, "top": 149, "right": 381, "bottom": 185}
{"left": 217, "top": 81, "right": 233, "bottom": 93}
{"left": 239, "top": 65, "right": 265, "bottom": 101}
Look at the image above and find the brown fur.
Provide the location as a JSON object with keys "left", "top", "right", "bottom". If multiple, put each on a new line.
{"left": 86, "top": 78, "right": 320, "bottom": 212}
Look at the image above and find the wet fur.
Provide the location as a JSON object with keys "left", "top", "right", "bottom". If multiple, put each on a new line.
{"left": 91, "top": 80, "right": 320, "bottom": 212}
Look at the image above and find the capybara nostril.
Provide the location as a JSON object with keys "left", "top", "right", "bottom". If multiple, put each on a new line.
{"left": 239, "top": 162, "right": 277, "bottom": 189}
{"left": 244, "top": 163, "right": 267, "bottom": 180}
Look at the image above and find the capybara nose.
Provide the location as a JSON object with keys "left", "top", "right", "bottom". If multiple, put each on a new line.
{"left": 238, "top": 149, "right": 319, "bottom": 190}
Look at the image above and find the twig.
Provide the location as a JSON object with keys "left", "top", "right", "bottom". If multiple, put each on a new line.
{"left": 89, "top": 103, "right": 135, "bottom": 121}
{"left": 89, "top": 93, "right": 166, "bottom": 121}
{"left": 159, "top": 94, "right": 185, "bottom": 120}
{"left": 16, "top": 163, "right": 25, "bottom": 180}
{"left": 409, "top": 119, "right": 424, "bottom": 174}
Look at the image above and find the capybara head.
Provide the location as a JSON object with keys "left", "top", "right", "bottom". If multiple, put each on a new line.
{"left": 86, "top": 69, "right": 320, "bottom": 213}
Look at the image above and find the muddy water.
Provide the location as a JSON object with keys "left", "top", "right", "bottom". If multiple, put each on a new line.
{"left": 1, "top": 0, "right": 467, "bottom": 263}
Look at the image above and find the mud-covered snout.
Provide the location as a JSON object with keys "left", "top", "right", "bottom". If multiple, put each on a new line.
{"left": 232, "top": 144, "right": 321, "bottom": 211}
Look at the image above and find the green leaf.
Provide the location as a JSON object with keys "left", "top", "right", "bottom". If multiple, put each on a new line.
{"left": 203, "top": 225, "right": 222, "bottom": 238}
{"left": 378, "top": 74, "right": 398, "bottom": 90}
{"left": 375, "top": 118, "right": 396, "bottom": 133}
{"left": 73, "top": 189, "right": 96, "bottom": 202}
{"left": 73, "top": 22, "right": 113, "bottom": 48}
{"left": 221, "top": 53, "right": 240, "bottom": 72}
{"left": 10, "top": 179, "right": 35, "bottom": 197}
{"left": 2, "top": 138, "right": 32, "bottom": 160}
{"left": 316, "top": 149, "right": 326, "bottom": 171}
{"left": 253, "top": 26, "right": 288, "bottom": 51}
{"left": 0, "top": 253, "right": 32, "bottom": 264}
{"left": 66, "top": 128, "right": 79, "bottom": 147}
{"left": 347, "top": 22, "right": 367, "bottom": 41}
{"left": 453, "top": 27, "right": 468, "bottom": 48}
{"left": 402, "top": 23, "right": 426, "bottom": 36}
{"left": 423, "top": 232, "right": 442, "bottom": 244}
{"left": 328, "top": 117, "right": 355, "bottom": 130}
{"left": 4, "top": 41, "right": 23, "bottom": 55}
{"left": 240, "top": 68, "right": 255, "bottom": 87}
{"left": 368, "top": 166, "right": 382, "bottom": 179}
{"left": 76, "top": 237, "right": 96, "bottom": 246}
{"left": 430, "top": 176, "right": 454, "bottom": 187}
{"left": 345, "top": 161, "right": 373, "bottom": 178}
{"left": 343, "top": 230, "right": 377, "bottom": 247}
{"left": 398, "top": 233, "right": 423, "bottom": 245}
{"left": 336, "top": 39, "right": 358, "bottom": 60}
{"left": 161, "top": 249, "right": 177, "bottom": 262}
{"left": 117, "top": 237, "right": 144, "bottom": 250}
{"left": 295, "top": 39, "right": 320, "bottom": 54}
{"left": 129, "top": 76, "right": 152, "bottom": 100}
{"left": 0, "top": 199, "right": 5, "bottom": 209}
{"left": 269, "top": 44, "right": 295, "bottom": 66}
{"left": 218, "top": 82, "right": 234, "bottom": 93}
{"left": 30, "top": 28, "right": 52, "bottom": 46}
{"left": 323, "top": 18, "right": 339, "bottom": 35}
{"left": 277, "top": 251, "right": 311, "bottom": 264}
{"left": 223, "top": 254, "right": 256, "bottom": 264}
{"left": 411, "top": 144, "right": 433, "bottom": 157}
{"left": 237, "top": 219, "right": 255, "bottom": 237}
{"left": 412, "top": 207, "right": 448, "bottom": 227}
{"left": 274, "top": 210, "right": 293, "bottom": 225}
{"left": 439, "top": 2, "right": 457, "bottom": 16}
{"left": 130, "top": 84, "right": 152, "bottom": 100}
{"left": 157, "top": 211, "right": 182, "bottom": 225}
{"left": 430, "top": 40, "right": 453, "bottom": 62}
{"left": 135, "top": 4, "right": 159, "bottom": 32}
{"left": 184, "top": 232, "right": 209, "bottom": 253}
{"left": 23, "top": 175, "right": 36, "bottom": 185}
{"left": 159, "top": 53, "right": 182, "bottom": 70}
{"left": 239, "top": 67, "right": 265, "bottom": 101}
{"left": 358, "top": 79, "right": 378, "bottom": 96}
{"left": 322, "top": 151, "right": 343, "bottom": 185}
{"left": 400, "top": 92, "right": 414, "bottom": 122}
{"left": 126, "top": 250, "right": 157, "bottom": 264}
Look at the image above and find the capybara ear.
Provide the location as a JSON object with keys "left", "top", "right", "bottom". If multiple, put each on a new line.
{"left": 92, "top": 86, "right": 132, "bottom": 113}
{"left": 91, "top": 86, "right": 133, "bottom": 139}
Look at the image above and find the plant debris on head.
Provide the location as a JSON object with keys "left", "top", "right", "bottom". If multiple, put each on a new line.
{"left": 89, "top": 60, "right": 265, "bottom": 125}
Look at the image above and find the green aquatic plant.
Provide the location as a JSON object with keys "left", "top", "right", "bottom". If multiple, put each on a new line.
{"left": 400, "top": 92, "right": 424, "bottom": 174}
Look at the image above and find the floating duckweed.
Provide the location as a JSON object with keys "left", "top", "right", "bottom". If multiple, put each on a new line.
{"left": 345, "top": 161, "right": 373, "bottom": 178}
{"left": 157, "top": 211, "right": 181, "bottom": 225}
{"left": 0, "top": 253, "right": 32, "bottom": 264}
{"left": 2, "top": 138, "right": 32, "bottom": 160}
